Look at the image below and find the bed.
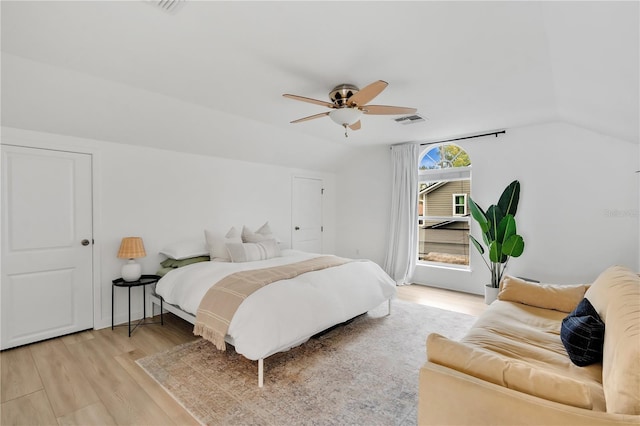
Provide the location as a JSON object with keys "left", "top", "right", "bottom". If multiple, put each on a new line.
{"left": 150, "top": 248, "right": 396, "bottom": 387}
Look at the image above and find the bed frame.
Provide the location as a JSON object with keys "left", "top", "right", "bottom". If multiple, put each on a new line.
{"left": 149, "top": 291, "right": 392, "bottom": 387}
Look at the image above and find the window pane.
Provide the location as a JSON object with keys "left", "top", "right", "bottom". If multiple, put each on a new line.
{"left": 418, "top": 144, "right": 471, "bottom": 267}
{"left": 418, "top": 175, "right": 470, "bottom": 266}
{"left": 419, "top": 144, "right": 471, "bottom": 170}
{"left": 418, "top": 219, "right": 469, "bottom": 265}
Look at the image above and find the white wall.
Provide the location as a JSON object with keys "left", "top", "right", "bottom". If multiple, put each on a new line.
{"left": 3, "top": 120, "right": 637, "bottom": 327}
{"left": 336, "top": 122, "right": 640, "bottom": 294}
{"left": 334, "top": 145, "right": 392, "bottom": 266}
{"left": 1, "top": 127, "right": 336, "bottom": 329}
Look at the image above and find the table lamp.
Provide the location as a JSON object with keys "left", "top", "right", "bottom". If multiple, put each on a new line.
{"left": 117, "top": 237, "right": 146, "bottom": 281}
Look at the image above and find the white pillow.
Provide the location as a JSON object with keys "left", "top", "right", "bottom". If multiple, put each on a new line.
{"left": 159, "top": 239, "right": 209, "bottom": 260}
{"left": 204, "top": 227, "right": 242, "bottom": 261}
{"left": 242, "top": 221, "right": 274, "bottom": 243}
{"left": 226, "top": 239, "right": 281, "bottom": 263}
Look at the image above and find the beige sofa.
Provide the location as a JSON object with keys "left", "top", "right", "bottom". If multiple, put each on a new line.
{"left": 418, "top": 265, "right": 640, "bottom": 425}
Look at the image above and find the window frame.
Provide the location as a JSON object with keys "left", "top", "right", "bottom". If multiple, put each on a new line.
{"left": 452, "top": 193, "right": 468, "bottom": 216}
{"left": 417, "top": 143, "right": 472, "bottom": 270}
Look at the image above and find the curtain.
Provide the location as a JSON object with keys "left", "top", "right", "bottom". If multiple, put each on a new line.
{"left": 383, "top": 143, "right": 420, "bottom": 285}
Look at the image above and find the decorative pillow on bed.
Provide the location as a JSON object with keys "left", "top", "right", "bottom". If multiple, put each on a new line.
{"left": 226, "top": 239, "right": 280, "bottom": 263}
{"left": 561, "top": 298, "right": 605, "bottom": 367}
{"left": 156, "top": 267, "right": 175, "bottom": 277}
{"left": 241, "top": 221, "right": 274, "bottom": 243}
{"left": 160, "top": 255, "right": 210, "bottom": 269}
{"left": 157, "top": 255, "right": 210, "bottom": 277}
{"left": 159, "top": 240, "right": 209, "bottom": 260}
{"left": 204, "top": 227, "right": 242, "bottom": 261}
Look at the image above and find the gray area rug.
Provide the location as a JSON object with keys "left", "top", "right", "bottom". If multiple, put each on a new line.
{"left": 137, "top": 299, "right": 476, "bottom": 426}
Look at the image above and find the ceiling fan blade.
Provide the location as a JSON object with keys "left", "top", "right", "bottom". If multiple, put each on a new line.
{"left": 348, "top": 120, "right": 361, "bottom": 131}
{"left": 283, "top": 94, "right": 335, "bottom": 109}
{"left": 290, "top": 111, "right": 330, "bottom": 124}
{"left": 362, "top": 105, "right": 417, "bottom": 115}
{"left": 347, "top": 80, "right": 388, "bottom": 107}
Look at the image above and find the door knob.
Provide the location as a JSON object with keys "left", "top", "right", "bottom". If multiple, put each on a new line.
{"left": 294, "top": 226, "right": 300, "bottom": 230}
{"left": 81, "top": 239, "right": 90, "bottom": 246}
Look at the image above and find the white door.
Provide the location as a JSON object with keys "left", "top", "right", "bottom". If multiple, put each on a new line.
{"left": 1, "top": 145, "right": 93, "bottom": 350}
{"left": 291, "top": 176, "right": 323, "bottom": 253}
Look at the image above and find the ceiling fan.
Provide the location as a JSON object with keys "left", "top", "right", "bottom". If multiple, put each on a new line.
{"left": 283, "top": 80, "right": 417, "bottom": 137}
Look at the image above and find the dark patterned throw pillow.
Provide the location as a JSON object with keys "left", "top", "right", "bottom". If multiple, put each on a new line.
{"left": 560, "top": 298, "right": 605, "bottom": 367}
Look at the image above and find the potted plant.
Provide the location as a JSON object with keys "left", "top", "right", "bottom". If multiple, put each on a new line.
{"left": 468, "top": 180, "right": 525, "bottom": 304}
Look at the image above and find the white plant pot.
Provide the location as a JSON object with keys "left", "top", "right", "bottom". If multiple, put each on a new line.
{"left": 484, "top": 285, "right": 500, "bottom": 305}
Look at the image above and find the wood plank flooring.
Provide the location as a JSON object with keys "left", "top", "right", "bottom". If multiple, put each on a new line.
{"left": 0, "top": 284, "right": 484, "bottom": 425}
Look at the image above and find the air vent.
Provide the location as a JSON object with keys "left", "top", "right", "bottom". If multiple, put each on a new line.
{"left": 394, "top": 114, "right": 426, "bottom": 125}
{"left": 147, "top": 0, "right": 185, "bottom": 13}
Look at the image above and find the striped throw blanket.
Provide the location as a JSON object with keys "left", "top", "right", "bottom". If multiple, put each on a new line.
{"left": 194, "top": 255, "right": 351, "bottom": 351}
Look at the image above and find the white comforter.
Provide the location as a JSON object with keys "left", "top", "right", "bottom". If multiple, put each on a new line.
{"left": 155, "top": 250, "right": 396, "bottom": 360}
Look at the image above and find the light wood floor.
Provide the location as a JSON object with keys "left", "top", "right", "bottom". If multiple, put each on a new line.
{"left": 0, "top": 285, "right": 485, "bottom": 425}
{"left": 396, "top": 284, "right": 486, "bottom": 317}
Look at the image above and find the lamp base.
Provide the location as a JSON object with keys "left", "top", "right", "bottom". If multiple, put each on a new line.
{"left": 122, "top": 260, "right": 142, "bottom": 282}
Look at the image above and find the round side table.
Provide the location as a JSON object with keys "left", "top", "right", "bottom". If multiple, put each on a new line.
{"left": 112, "top": 274, "right": 162, "bottom": 336}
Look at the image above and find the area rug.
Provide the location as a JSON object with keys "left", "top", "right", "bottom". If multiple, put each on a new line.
{"left": 137, "top": 299, "right": 476, "bottom": 426}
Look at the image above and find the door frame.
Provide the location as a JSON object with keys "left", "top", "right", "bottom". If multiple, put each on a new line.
{"left": 1, "top": 128, "right": 104, "bottom": 329}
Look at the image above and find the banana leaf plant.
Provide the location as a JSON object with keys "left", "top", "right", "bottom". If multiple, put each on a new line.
{"left": 468, "top": 180, "right": 525, "bottom": 288}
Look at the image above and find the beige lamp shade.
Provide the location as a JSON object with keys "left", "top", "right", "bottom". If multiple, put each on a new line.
{"left": 117, "top": 237, "right": 146, "bottom": 259}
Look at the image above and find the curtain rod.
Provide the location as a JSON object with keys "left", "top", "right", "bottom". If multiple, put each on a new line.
{"left": 420, "top": 130, "right": 506, "bottom": 146}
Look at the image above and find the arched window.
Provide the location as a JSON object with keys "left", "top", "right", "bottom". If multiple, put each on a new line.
{"left": 418, "top": 143, "right": 471, "bottom": 268}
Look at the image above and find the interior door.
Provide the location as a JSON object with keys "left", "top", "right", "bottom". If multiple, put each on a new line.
{"left": 291, "top": 176, "right": 323, "bottom": 253}
{"left": 1, "top": 145, "right": 93, "bottom": 350}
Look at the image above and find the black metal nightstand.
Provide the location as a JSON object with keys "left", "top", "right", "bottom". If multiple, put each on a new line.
{"left": 112, "top": 274, "right": 163, "bottom": 336}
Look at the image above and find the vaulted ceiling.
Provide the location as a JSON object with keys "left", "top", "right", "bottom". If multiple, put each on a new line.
{"left": 1, "top": 1, "right": 638, "bottom": 172}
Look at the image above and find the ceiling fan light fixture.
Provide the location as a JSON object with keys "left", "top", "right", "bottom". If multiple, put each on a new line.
{"left": 329, "top": 108, "right": 362, "bottom": 126}
{"left": 284, "top": 80, "right": 414, "bottom": 137}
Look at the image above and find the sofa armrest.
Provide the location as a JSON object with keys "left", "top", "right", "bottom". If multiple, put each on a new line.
{"left": 419, "top": 362, "right": 640, "bottom": 426}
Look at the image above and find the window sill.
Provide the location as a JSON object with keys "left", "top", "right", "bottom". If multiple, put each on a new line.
{"left": 416, "top": 261, "right": 472, "bottom": 272}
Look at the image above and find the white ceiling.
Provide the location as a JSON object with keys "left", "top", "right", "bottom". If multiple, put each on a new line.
{"left": 1, "top": 1, "right": 638, "bottom": 172}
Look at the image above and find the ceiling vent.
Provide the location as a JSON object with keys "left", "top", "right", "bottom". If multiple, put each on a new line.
{"left": 394, "top": 114, "right": 426, "bottom": 125}
{"left": 147, "top": 0, "right": 185, "bottom": 13}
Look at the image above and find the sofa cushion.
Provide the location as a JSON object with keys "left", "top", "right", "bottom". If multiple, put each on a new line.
{"left": 561, "top": 298, "right": 605, "bottom": 366}
{"left": 584, "top": 265, "right": 640, "bottom": 415}
{"left": 427, "top": 333, "right": 596, "bottom": 410}
{"left": 498, "top": 275, "right": 588, "bottom": 313}
{"left": 461, "top": 300, "right": 606, "bottom": 410}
